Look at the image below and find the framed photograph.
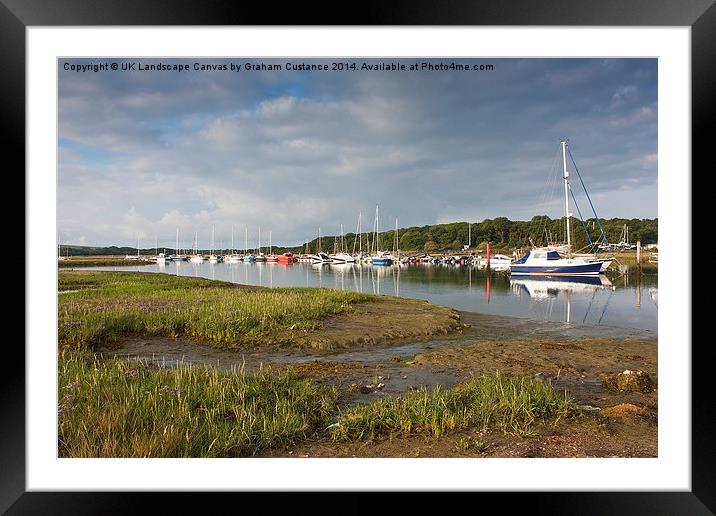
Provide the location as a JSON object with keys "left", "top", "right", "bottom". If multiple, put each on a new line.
{"left": 10, "top": 0, "right": 706, "bottom": 511}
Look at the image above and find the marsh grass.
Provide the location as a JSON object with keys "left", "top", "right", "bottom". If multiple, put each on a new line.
{"left": 331, "top": 372, "right": 574, "bottom": 441}
{"left": 58, "top": 351, "right": 337, "bottom": 457}
{"left": 58, "top": 271, "right": 373, "bottom": 349}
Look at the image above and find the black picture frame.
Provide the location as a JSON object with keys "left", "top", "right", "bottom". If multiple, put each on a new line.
{"left": 7, "top": 0, "right": 705, "bottom": 512}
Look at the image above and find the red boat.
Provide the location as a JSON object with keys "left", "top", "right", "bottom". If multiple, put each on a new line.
{"left": 276, "top": 252, "right": 296, "bottom": 263}
{"left": 265, "top": 255, "right": 279, "bottom": 262}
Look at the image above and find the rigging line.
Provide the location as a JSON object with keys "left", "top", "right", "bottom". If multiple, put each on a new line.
{"left": 569, "top": 185, "right": 595, "bottom": 249}
{"left": 568, "top": 148, "right": 609, "bottom": 245}
{"left": 529, "top": 146, "right": 561, "bottom": 242}
{"left": 583, "top": 289, "right": 598, "bottom": 324}
{"left": 597, "top": 289, "right": 614, "bottom": 325}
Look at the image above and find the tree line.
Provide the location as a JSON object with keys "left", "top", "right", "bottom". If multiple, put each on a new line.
{"left": 299, "top": 216, "right": 657, "bottom": 254}
{"left": 59, "top": 216, "right": 657, "bottom": 256}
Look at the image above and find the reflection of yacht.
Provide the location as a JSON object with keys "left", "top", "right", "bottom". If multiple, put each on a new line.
{"left": 511, "top": 275, "right": 614, "bottom": 299}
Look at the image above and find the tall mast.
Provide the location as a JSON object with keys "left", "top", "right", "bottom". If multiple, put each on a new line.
{"left": 561, "top": 140, "right": 571, "bottom": 256}
{"left": 375, "top": 205, "right": 379, "bottom": 253}
{"left": 269, "top": 230, "right": 272, "bottom": 254}
{"left": 354, "top": 211, "right": 362, "bottom": 255}
{"left": 468, "top": 222, "right": 471, "bottom": 248}
{"left": 318, "top": 228, "right": 321, "bottom": 253}
{"left": 359, "top": 211, "right": 362, "bottom": 254}
{"left": 176, "top": 228, "right": 179, "bottom": 255}
{"left": 231, "top": 225, "right": 234, "bottom": 253}
{"left": 245, "top": 226, "right": 248, "bottom": 254}
{"left": 394, "top": 217, "right": 399, "bottom": 257}
{"left": 211, "top": 225, "right": 215, "bottom": 254}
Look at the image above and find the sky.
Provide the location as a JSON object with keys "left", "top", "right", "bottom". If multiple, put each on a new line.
{"left": 58, "top": 58, "right": 657, "bottom": 249}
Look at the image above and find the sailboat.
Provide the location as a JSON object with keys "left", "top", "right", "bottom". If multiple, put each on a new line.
{"left": 510, "top": 140, "right": 607, "bottom": 277}
{"left": 149, "top": 236, "right": 167, "bottom": 265}
{"left": 171, "top": 229, "right": 188, "bottom": 261}
{"left": 370, "top": 205, "right": 393, "bottom": 265}
{"left": 330, "top": 224, "right": 355, "bottom": 263}
{"left": 242, "top": 227, "right": 256, "bottom": 262}
{"left": 125, "top": 235, "right": 141, "bottom": 260}
{"left": 208, "top": 226, "right": 219, "bottom": 263}
{"left": 57, "top": 240, "right": 66, "bottom": 261}
{"left": 351, "top": 211, "right": 368, "bottom": 263}
{"left": 190, "top": 231, "right": 204, "bottom": 263}
{"left": 225, "top": 225, "right": 242, "bottom": 263}
{"left": 266, "top": 231, "right": 279, "bottom": 262}
{"left": 255, "top": 227, "right": 266, "bottom": 262}
{"left": 298, "top": 240, "right": 313, "bottom": 262}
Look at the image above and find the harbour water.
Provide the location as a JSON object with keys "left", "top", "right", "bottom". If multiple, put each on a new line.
{"left": 80, "top": 261, "right": 658, "bottom": 335}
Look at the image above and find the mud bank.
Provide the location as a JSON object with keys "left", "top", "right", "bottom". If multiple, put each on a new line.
{"left": 96, "top": 307, "right": 657, "bottom": 457}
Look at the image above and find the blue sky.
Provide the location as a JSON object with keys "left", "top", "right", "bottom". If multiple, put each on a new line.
{"left": 58, "top": 58, "right": 657, "bottom": 248}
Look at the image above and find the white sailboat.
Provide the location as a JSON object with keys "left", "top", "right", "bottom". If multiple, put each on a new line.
{"left": 370, "top": 205, "right": 393, "bottom": 265}
{"left": 330, "top": 224, "right": 355, "bottom": 263}
{"left": 208, "top": 225, "right": 219, "bottom": 263}
{"left": 150, "top": 236, "right": 167, "bottom": 265}
{"left": 190, "top": 231, "right": 204, "bottom": 263}
{"left": 171, "top": 228, "right": 188, "bottom": 261}
{"left": 125, "top": 235, "right": 141, "bottom": 260}
{"left": 225, "top": 225, "right": 242, "bottom": 263}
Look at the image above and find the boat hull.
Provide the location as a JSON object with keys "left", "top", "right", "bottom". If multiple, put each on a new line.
{"left": 510, "top": 262, "right": 603, "bottom": 276}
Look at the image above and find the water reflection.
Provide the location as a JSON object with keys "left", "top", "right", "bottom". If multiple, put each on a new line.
{"left": 511, "top": 275, "right": 616, "bottom": 325}
{"left": 83, "top": 262, "right": 657, "bottom": 332}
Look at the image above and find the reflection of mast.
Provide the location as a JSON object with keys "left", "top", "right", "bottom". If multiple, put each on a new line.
{"left": 394, "top": 264, "right": 400, "bottom": 297}
{"left": 565, "top": 290, "right": 571, "bottom": 323}
{"left": 636, "top": 273, "right": 641, "bottom": 308}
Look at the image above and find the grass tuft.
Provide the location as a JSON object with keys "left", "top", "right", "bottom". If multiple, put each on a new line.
{"left": 330, "top": 371, "right": 574, "bottom": 441}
